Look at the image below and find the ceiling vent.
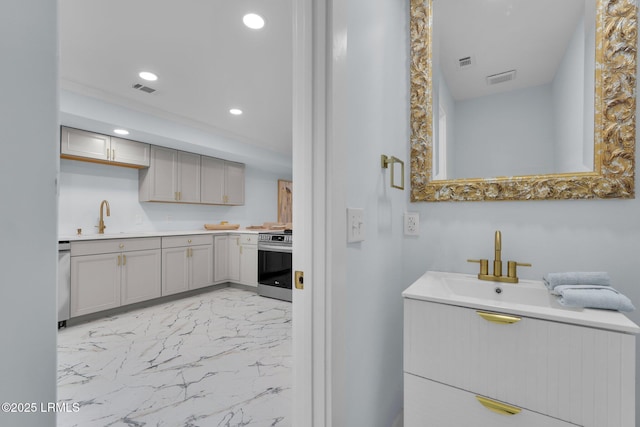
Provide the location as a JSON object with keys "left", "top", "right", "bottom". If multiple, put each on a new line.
{"left": 457, "top": 56, "right": 473, "bottom": 69}
{"left": 486, "top": 70, "right": 516, "bottom": 85}
{"left": 132, "top": 83, "right": 156, "bottom": 94}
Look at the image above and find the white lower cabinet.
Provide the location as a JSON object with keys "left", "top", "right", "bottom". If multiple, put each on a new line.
{"left": 228, "top": 235, "right": 241, "bottom": 283}
{"left": 229, "top": 234, "right": 258, "bottom": 287}
{"left": 161, "top": 235, "right": 213, "bottom": 296}
{"left": 70, "top": 238, "right": 161, "bottom": 317}
{"left": 213, "top": 234, "right": 257, "bottom": 287}
{"left": 405, "top": 373, "right": 578, "bottom": 427}
{"left": 214, "top": 235, "right": 230, "bottom": 283}
{"left": 403, "top": 298, "right": 636, "bottom": 427}
{"left": 238, "top": 242, "right": 257, "bottom": 287}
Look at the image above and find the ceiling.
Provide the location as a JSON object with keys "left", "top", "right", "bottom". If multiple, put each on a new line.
{"left": 59, "top": 0, "right": 293, "bottom": 155}
{"left": 435, "top": 0, "right": 587, "bottom": 101}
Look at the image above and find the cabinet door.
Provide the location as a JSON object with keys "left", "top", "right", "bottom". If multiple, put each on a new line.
{"left": 239, "top": 244, "right": 258, "bottom": 287}
{"left": 201, "top": 156, "right": 226, "bottom": 204}
{"left": 162, "top": 247, "right": 189, "bottom": 296}
{"left": 177, "top": 151, "right": 201, "bottom": 203}
{"left": 70, "top": 253, "right": 120, "bottom": 317}
{"left": 225, "top": 161, "right": 245, "bottom": 205}
{"left": 110, "top": 137, "right": 150, "bottom": 167}
{"left": 214, "top": 235, "right": 229, "bottom": 282}
{"left": 121, "top": 249, "right": 161, "bottom": 305}
{"left": 228, "top": 235, "right": 241, "bottom": 282}
{"left": 60, "top": 127, "right": 110, "bottom": 162}
{"left": 189, "top": 245, "right": 213, "bottom": 290}
{"left": 143, "top": 146, "right": 178, "bottom": 202}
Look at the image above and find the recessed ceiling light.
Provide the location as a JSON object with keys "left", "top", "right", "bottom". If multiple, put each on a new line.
{"left": 230, "top": 108, "right": 243, "bottom": 115}
{"left": 138, "top": 71, "right": 158, "bottom": 81}
{"left": 113, "top": 129, "right": 130, "bottom": 135}
{"left": 243, "top": 13, "right": 265, "bottom": 30}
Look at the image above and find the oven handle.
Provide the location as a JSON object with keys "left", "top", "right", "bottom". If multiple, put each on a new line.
{"left": 258, "top": 244, "right": 293, "bottom": 253}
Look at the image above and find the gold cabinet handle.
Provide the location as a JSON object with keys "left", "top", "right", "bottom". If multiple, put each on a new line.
{"left": 476, "top": 311, "right": 521, "bottom": 324}
{"left": 122, "top": 254, "right": 126, "bottom": 265}
{"left": 188, "top": 239, "right": 192, "bottom": 243}
{"left": 117, "top": 255, "right": 121, "bottom": 266}
{"left": 475, "top": 396, "right": 521, "bottom": 416}
{"left": 112, "top": 149, "right": 115, "bottom": 161}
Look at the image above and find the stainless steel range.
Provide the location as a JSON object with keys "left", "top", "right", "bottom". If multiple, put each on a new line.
{"left": 257, "top": 231, "right": 292, "bottom": 302}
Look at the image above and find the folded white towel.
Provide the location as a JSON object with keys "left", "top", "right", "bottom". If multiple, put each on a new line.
{"left": 543, "top": 272, "right": 611, "bottom": 290}
{"left": 553, "top": 285, "right": 635, "bottom": 312}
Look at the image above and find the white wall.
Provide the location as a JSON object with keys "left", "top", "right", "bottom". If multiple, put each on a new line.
{"left": 58, "top": 159, "right": 288, "bottom": 236}
{"left": 453, "top": 84, "right": 556, "bottom": 178}
{"left": 339, "top": 0, "right": 409, "bottom": 425}
{"left": 337, "top": 2, "right": 640, "bottom": 426}
{"left": 0, "top": 1, "right": 58, "bottom": 426}
{"left": 552, "top": 13, "right": 589, "bottom": 172}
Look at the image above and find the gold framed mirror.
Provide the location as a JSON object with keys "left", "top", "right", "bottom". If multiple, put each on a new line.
{"left": 410, "top": 0, "right": 637, "bottom": 202}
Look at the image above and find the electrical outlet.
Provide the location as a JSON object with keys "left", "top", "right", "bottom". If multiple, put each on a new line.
{"left": 404, "top": 212, "right": 419, "bottom": 236}
{"left": 347, "top": 208, "right": 365, "bottom": 243}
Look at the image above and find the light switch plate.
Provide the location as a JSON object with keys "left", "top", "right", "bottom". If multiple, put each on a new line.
{"left": 404, "top": 212, "right": 419, "bottom": 236}
{"left": 347, "top": 208, "right": 365, "bottom": 243}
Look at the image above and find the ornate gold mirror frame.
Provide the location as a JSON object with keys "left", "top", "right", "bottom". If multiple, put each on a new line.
{"left": 410, "top": 0, "right": 637, "bottom": 202}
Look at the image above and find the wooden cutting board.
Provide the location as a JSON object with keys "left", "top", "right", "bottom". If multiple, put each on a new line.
{"left": 204, "top": 223, "right": 240, "bottom": 230}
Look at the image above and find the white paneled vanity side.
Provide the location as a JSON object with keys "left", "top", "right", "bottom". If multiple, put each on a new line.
{"left": 61, "top": 126, "right": 150, "bottom": 168}
{"left": 403, "top": 271, "right": 639, "bottom": 427}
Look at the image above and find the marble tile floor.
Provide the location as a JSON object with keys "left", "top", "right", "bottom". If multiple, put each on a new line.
{"left": 57, "top": 287, "right": 292, "bottom": 427}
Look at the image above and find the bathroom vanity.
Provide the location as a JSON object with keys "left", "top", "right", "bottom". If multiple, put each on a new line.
{"left": 403, "top": 271, "right": 639, "bottom": 427}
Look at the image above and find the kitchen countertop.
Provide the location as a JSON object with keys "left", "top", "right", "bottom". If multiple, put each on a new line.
{"left": 59, "top": 229, "right": 260, "bottom": 242}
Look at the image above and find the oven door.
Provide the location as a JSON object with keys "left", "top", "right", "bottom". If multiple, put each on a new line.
{"left": 258, "top": 244, "right": 293, "bottom": 289}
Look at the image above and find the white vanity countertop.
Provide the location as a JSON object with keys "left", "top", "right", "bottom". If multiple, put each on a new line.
{"left": 403, "top": 271, "right": 640, "bottom": 334}
{"left": 59, "top": 229, "right": 260, "bottom": 242}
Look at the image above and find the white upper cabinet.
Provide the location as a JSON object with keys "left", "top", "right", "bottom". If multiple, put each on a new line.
{"left": 139, "top": 146, "right": 201, "bottom": 203}
{"left": 201, "top": 156, "right": 245, "bottom": 205}
{"left": 177, "top": 151, "right": 201, "bottom": 203}
{"left": 60, "top": 126, "right": 150, "bottom": 168}
{"left": 224, "top": 161, "right": 245, "bottom": 205}
{"left": 110, "top": 136, "right": 151, "bottom": 167}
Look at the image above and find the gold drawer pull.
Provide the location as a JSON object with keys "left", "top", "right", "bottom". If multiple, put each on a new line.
{"left": 476, "top": 311, "right": 521, "bottom": 324}
{"left": 476, "top": 396, "right": 521, "bottom": 416}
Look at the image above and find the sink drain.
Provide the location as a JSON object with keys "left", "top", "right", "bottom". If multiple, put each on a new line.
{"left": 495, "top": 287, "right": 502, "bottom": 294}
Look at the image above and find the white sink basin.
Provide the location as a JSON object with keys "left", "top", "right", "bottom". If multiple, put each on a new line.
{"left": 403, "top": 271, "right": 639, "bottom": 333}
{"left": 438, "top": 273, "right": 554, "bottom": 308}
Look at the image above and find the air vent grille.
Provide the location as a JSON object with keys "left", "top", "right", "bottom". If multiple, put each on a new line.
{"left": 132, "top": 83, "right": 156, "bottom": 94}
{"left": 458, "top": 56, "right": 472, "bottom": 68}
{"left": 486, "top": 70, "right": 516, "bottom": 85}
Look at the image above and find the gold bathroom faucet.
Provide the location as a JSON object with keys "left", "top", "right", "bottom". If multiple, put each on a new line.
{"left": 468, "top": 230, "right": 531, "bottom": 283}
{"left": 97, "top": 200, "right": 111, "bottom": 234}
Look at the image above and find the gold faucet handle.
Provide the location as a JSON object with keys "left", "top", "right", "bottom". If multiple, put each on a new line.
{"left": 507, "top": 261, "right": 531, "bottom": 279}
{"left": 467, "top": 259, "right": 489, "bottom": 275}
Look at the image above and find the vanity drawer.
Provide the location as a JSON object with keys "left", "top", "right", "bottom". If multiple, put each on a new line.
{"left": 71, "top": 237, "right": 160, "bottom": 256}
{"left": 161, "top": 234, "right": 213, "bottom": 248}
{"left": 404, "top": 373, "right": 580, "bottom": 427}
{"left": 404, "top": 298, "right": 635, "bottom": 426}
